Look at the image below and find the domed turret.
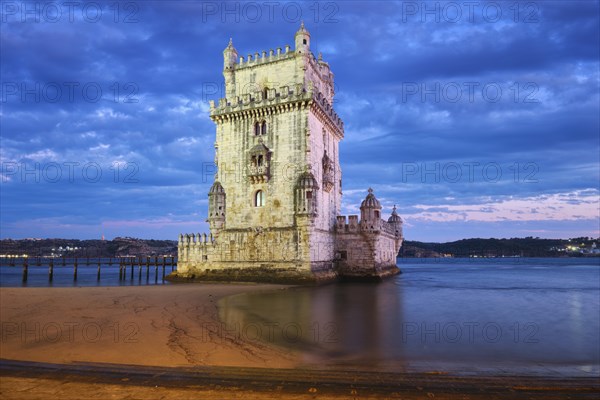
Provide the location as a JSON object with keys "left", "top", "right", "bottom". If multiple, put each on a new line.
{"left": 209, "top": 181, "right": 225, "bottom": 194}
{"left": 360, "top": 187, "right": 382, "bottom": 209}
{"left": 360, "top": 188, "right": 382, "bottom": 227}
{"left": 208, "top": 181, "right": 226, "bottom": 235}
{"left": 223, "top": 38, "right": 238, "bottom": 70}
{"left": 387, "top": 205, "right": 403, "bottom": 238}
{"left": 223, "top": 38, "right": 238, "bottom": 98}
{"left": 387, "top": 205, "right": 402, "bottom": 223}
{"left": 294, "top": 21, "right": 310, "bottom": 54}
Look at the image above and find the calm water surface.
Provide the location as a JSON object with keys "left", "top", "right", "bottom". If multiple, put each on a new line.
{"left": 218, "top": 258, "right": 600, "bottom": 376}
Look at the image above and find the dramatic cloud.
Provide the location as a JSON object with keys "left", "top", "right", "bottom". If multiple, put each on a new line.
{"left": 1, "top": 0, "right": 598, "bottom": 241}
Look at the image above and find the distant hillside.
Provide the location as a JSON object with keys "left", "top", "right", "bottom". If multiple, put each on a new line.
{"left": 1, "top": 236, "right": 598, "bottom": 258}
{"left": 400, "top": 237, "right": 600, "bottom": 258}
{"left": 0, "top": 237, "right": 177, "bottom": 258}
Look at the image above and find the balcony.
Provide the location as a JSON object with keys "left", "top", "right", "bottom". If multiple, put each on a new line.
{"left": 248, "top": 164, "right": 270, "bottom": 183}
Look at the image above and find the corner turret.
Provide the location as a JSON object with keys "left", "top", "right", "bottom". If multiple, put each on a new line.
{"left": 208, "top": 181, "right": 226, "bottom": 236}
{"left": 223, "top": 38, "right": 238, "bottom": 98}
{"left": 360, "top": 188, "right": 382, "bottom": 229}
{"left": 294, "top": 21, "right": 311, "bottom": 54}
{"left": 223, "top": 38, "right": 238, "bottom": 70}
{"left": 387, "top": 205, "right": 403, "bottom": 238}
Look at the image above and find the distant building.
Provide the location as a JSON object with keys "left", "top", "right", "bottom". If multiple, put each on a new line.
{"left": 175, "top": 25, "right": 403, "bottom": 283}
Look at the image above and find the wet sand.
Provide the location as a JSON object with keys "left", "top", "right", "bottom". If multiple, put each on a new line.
{"left": 0, "top": 284, "right": 298, "bottom": 368}
{"left": 1, "top": 285, "right": 598, "bottom": 399}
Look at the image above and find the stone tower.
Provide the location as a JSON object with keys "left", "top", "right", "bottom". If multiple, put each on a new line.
{"left": 174, "top": 25, "right": 403, "bottom": 283}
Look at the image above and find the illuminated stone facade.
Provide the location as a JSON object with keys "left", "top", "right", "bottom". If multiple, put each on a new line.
{"left": 174, "top": 25, "right": 403, "bottom": 283}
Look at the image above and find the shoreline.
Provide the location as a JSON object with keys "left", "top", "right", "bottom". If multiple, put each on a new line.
{"left": 1, "top": 358, "right": 599, "bottom": 399}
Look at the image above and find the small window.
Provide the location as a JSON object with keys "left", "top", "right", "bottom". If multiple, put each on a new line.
{"left": 254, "top": 122, "right": 260, "bottom": 136}
{"left": 306, "top": 190, "right": 312, "bottom": 199}
{"left": 261, "top": 120, "right": 267, "bottom": 135}
{"left": 339, "top": 251, "right": 347, "bottom": 260}
{"left": 375, "top": 211, "right": 380, "bottom": 219}
{"left": 303, "top": 39, "right": 307, "bottom": 45}
{"left": 257, "top": 155, "right": 263, "bottom": 167}
{"left": 254, "top": 190, "right": 265, "bottom": 207}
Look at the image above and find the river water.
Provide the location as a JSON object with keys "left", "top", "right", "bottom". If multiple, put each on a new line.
{"left": 1, "top": 257, "right": 598, "bottom": 376}
{"left": 218, "top": 258, "right": 600, "bottom": 376}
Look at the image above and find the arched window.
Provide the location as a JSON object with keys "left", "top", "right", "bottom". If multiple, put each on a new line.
{"left": 261, "top": 120, "right": 267, "bottom": 135}
{"left": 254, "top": 190, "right": 265, "bottom": 207}
{"left": 254, "top": 122, "right": 260, "bottom": 136}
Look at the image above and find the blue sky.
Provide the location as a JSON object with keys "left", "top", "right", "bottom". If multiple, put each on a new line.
{"left": 1, "top": 0, "right": 598, "bottom": 241}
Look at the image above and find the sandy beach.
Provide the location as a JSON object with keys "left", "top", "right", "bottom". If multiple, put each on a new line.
{"left": 2, "top": 284, "right": 599, "bottom": 399}
{"left": 0, "top": 284, "right": 299, "bottom": 369}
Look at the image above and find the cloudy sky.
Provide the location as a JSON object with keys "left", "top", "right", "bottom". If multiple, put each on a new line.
{"left": 1, "top": 0, "right": 598, "bottom": 241}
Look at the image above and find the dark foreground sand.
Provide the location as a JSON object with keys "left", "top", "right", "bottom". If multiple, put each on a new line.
{"left": 1, "top": 285, "right": 598, "bottom": 399}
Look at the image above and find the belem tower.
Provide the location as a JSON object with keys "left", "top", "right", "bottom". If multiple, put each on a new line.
{"left": 173, "top": 24, "right": 404, "bottom": 283}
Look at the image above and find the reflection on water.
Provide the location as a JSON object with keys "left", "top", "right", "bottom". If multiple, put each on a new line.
{"left": 219, "top": 258, "right": 600, "bottom": 375}
{"left": 219, "top": 283, "right": 405, "bottom": 365}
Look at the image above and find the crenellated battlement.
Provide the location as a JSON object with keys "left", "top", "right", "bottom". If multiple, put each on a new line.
{"left": 178, "top": 233, "right": 215, "bottom": 246}
{"left": 236, "top": 45, "right": 294, "bottom": 67}
{"left": 229, "top": 43, "right": 326, "bottom": 70}
{"left": 335, "top": 215, "right": 399, "bottom": 236}
{"left": 209, "top": 85, "right": 343, "bottom": 134}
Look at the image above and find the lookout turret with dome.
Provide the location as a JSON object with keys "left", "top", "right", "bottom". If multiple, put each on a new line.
{"left": 361, "top": 188, "right": 383, "bottom": 229}
{"left": 174, "top": 24, "right": 404, "bottom": 283}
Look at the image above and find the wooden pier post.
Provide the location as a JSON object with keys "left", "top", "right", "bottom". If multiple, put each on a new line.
{"left": 146, "top": 257, "right": 150, "bottom": 280}
{"left": 49, "top": 259, "right": 54, "bottom": 282}
{"left": 118, "top": 259, "right": 123, "bottom": 280}
{"left": 22, "top": 259, "right": 28, "bottom": 283}
{"left": 74, "top": 258, "right": 78, "bottom": 281}
{"left": 170, "top": 257, "right": 175, "bottom": 271}
{"left": 162, "top": 257, "right": 166, "bottom": 280}
{"left": 130, "top": 257, "right": 134, "bottom": 279}
{"left": 138, "top": 258, "right": 142, "bottom": 280}
{"left": 97, "top": 258, "right": 101, "bottom": 281}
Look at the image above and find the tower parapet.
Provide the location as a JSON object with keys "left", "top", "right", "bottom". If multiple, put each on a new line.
{"left": 209, "top": 85, "right": 343, "bottom": 135}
